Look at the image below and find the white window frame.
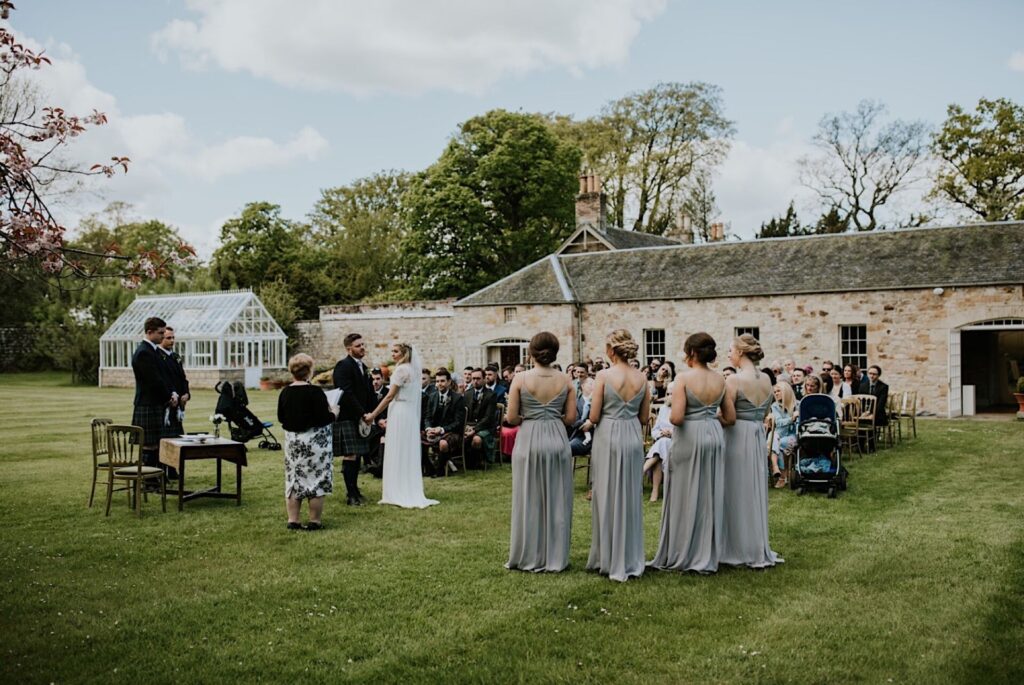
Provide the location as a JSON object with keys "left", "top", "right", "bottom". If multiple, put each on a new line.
{"left": 839, "top": 324, "right": 868, "bottom": 370}
{"left": 644, "top": 329, "right": 666, "bottom": 365}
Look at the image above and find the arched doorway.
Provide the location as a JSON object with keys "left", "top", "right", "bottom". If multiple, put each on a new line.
{"left": 950, "top": 318, "right": 1024, "bottom": 416}
{"left": 483, "top": 338, "right": 529, "bottom": 370}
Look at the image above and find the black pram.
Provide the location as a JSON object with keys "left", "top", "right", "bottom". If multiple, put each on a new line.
{"left": 791, "top": 394, "right": 848, "bottom": 498}
{"left": 214, "top": 380, "right": 281, "bottom": 450}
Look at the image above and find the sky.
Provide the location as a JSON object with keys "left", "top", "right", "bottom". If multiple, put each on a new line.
{"left": 11, "top": 0, "right": 1024, "bottom": 256}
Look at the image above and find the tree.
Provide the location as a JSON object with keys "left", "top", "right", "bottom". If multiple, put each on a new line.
{"left": 679, "top": 168, "right": 721, "bottom": 242}
{"left": 567, "top": 82, "right": 734, "bottom": 234}
{"left": 210, "top": 202, "right": 301, "bottom": 288}
{"left": 799, "top": 100, "right": 929, "bottom": 231}
{"left": 309, "top": 171, "right": 411, "bottom": 302}
{"left": 0, "top": 8, "right": 192, "bottom": 286}
{"left": 930, "top": 97, "right": 1024, "bottom": 221}
{"left": 757, "top": 201, "right": 810, "bottom": 239}
{"left": 71, "top": 204, "right": 199, "bottom": 279}
{"left": 403, "top": 110, "right": 581, "bottom": 299}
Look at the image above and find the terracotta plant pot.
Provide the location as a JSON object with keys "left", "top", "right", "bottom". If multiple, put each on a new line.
{"left": 260, "top": 379, "right": 273, "bottom": 391}
{"left": 1014, "top": 392, "right": 1024, "bottom": 419}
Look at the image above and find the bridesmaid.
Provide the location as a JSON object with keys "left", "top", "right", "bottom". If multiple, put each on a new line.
{"left": 720, "top": 334, "right": 784, "bottom": 568}
{"left": 649, "top": 332, "right": 726, "bottom": 574}
{"left": 586, "top": 329, "right": 651, "bottom": 582}
{"left": 506, "top": 332, "right": 578, "bottom": 573}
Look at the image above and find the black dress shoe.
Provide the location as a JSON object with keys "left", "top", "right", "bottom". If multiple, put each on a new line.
{"left": 346, "top": 496, "right": 356, "bottom": 506}
{"left": 356, "top": 494, "right": 367, "bottom": 505}
{"left": 287, "top": 522, "right": 303, "bottom": 530}
{"left": 305, "top": 522, "right": 323, "bottom": 531}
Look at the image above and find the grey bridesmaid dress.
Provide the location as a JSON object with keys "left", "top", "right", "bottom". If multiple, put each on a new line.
{"left": 721, "top": 390, "right": 784, "bottom": 568}
{"left": 587, "top": 383, "right": 645, "bottom": 582}
{"left": 649, "top": 388, "right": 725, "bottom": 574}
{"left": 506, "top": 387, "right": 573, "bottom": 573}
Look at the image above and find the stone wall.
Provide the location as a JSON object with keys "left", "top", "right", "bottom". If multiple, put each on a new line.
{"left": 99, "top": 367, "right": 250, "bottom": 390}
{"left": 295, "top": 320, "right": 324, "bottom": 360}
{"left": 0, "top": 326, "right": 35, "bottom": 371}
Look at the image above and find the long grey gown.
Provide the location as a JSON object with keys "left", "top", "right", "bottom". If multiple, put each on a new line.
{"left": 506, "top": 387, "right": 573, "bottom": 573}
{"left": 586, "top": 384, "right": 645, "bottom": 582}
{"left": 648, "top": 388, "right": 725, "bottom": 574}
{"left": 721, "top": 390, "right": 784, "bottom": 568}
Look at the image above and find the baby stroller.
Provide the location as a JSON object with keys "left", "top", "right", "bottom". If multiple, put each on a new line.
{"left": 791, "top": 394, "right": 848, "bottom": 498}
{"left": 214, "top": 380, "right": 281, "bottom": 450}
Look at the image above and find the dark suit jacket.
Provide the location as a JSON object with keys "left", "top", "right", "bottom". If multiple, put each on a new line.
{"left": 486, "top": 383, "right": 507, "bottom": 406}
{"left": 465, "top": 387, "right": 498, "bottom": 433}
{"left": 424, "top": 390, "right": 466, "bottom": 435}
{"left": 858, "top": 378, "right": 889, "bottom": 425}
{"left": 373, "top": 384, "right": 390, "bottom": 421}
{"left": 159, "top": 349, "right": 190, "bottom": 397}
{"left": 132, "top": 341, "right": 173, "bottom": 407}
{"left": 568, "top": 393, "right": 587, "bottom": 437}
{"left": 421, "top": 384, "right": 438, "bottom": 422}
{"left": 333, "top": 356, "right": 375, "bottom": 421}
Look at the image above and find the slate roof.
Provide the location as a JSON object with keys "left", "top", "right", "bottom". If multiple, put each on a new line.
{"left": 601, "top": 226, "right": 680, "bottom": 250}
{"left": 456, "top": 222, "right": 1024, "bottom": 306}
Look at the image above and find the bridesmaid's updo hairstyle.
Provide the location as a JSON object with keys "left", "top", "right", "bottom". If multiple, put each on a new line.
{"left": 393, "top": 342, "right": 412, "bottom": 365}
{"left": 606, "top": 329, "right": 639, "bottom": 361}
{"left": 684, "top": 332, "right": 717, "bottom": 364}
{"left": 733, "top": 334, "right": 765, "bottom": 363}
{"left": 528, "top": 331, "right": 559, "bottom": 366}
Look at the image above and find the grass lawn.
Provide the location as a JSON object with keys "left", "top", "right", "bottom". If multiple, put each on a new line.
{"left": 1, "top": 371, "right": 1022, "bottom": 684}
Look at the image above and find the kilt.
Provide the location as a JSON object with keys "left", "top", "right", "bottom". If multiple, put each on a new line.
{"left": 469, "top": 428, "right": 496, "bottom": 458}
{"left": 333, "top": 419, "right": 370, "bottom": 456}
{"left": 131, "top": 404, "right": 166, "bottom": 447}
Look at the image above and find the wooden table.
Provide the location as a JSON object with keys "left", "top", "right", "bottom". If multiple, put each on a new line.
{"left": 159, "top": 437, "right": 247, "bottom": 511}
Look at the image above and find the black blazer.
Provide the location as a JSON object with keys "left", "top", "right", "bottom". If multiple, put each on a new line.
{"left": 373, "top": 384, "right": 390, "bottom": 421}
{"left": 465, "top": 387, "right": 498, "bottom": 433}
{"left": 424, "top": 391, "right": 465, "bottom": 435}
{"left": 132, "top": 341, "right": 173, "bottom": 407}
{"left": 160, "top": 349, "right": 190, "bottom": 396}
{"left": 332, "top": 356, "right": 375, "bottom": 421}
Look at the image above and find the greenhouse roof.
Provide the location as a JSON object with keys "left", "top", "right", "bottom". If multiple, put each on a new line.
{"left": 101, "top": 290, "right": 285, "bottom": 340}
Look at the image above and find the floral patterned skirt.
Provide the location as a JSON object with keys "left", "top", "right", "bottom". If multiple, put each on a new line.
{"left": 284, "top": 425, "right": 334, "bottom": 500}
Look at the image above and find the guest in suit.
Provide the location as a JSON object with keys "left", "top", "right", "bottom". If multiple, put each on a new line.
{"left": 332, "top": 333, "right": 375, "bottom": 506}
{"left": 366, "top": 367, "right": 389, "bottom": 474}
{"left": 860, "top": 365, "right": 889, "bottom": 448}
{"left": 464, "top": 368, "right": 498, "bottom": 467}
{"left": 421, "top": 367, "right": 437, "bottom": 419}
{"left": 568, "top": 377, "right": 594, "bottom": 456}
{"left": 484, "top": 366, "right": 507, "bottom": 405}
{"left": 157, "top": 326, "right": 190, "bottom": 478}
{"left": 131, "top": 317, "right": 176, "bottom": 468}
{"left": 422, "top": 368, "right": 466, "bottom": 477}
{"left": 790, "top": 368, "right": 806, "bottom": 400}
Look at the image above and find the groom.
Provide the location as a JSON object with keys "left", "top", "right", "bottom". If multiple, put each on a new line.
{"left": 332, "top": 333, "right": 375, "bottom": 505}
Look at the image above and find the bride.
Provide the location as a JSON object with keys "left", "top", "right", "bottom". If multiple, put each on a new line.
{"left": 365, "top": 343, "right": 439, "bottom": 509}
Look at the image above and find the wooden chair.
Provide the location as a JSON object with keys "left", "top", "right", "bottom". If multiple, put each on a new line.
{"left": 884, "top": 393, "right": 901, "bottom": 447}
{"left": 449, "top": 407, "right": 470, "bottom": 476}
{"left": 854, "top": 394, "right": 878, "bottom": 453}
{"left": 839, "top": 398, "right": 862, "bottom": 458}
{"left": 104, "top": 425, "right": 166, "bottom": 517}
{"left": 88, "top": 418, "right": 114, "bottom": 508}
{"left": 492, "top": 403, "right": 505, "bottom": 466}
{"left": 899, "top": 391, "right": 918, "bottom": 439}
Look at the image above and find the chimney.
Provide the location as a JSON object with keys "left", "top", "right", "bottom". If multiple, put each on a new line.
{"left": 709, "top": 222, "right": 726, "bottom": 242}
{"left": 575, "top": 174, "right": 607, "bottom": 232}
{"left": 667, "top": 213, "right": 693, "bottom": 244}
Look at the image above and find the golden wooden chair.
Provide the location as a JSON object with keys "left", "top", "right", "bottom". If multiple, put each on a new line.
{"left": 840, "top": 398, "right": 862, "bottom": 458}
{"left": 899, "top": 391, "right": 918, "bottom": 439}
{"left": 88, "top": 418, "right": 114, "bottom": 508}
{"left": 853, "top": 394, "right": 878, "bottom": 453}
{"left": 104, "top": 425, "right": 166, "bottom": 517}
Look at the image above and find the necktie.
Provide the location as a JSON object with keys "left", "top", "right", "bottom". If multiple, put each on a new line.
{"left": 870, "top": 383, "right": 876, "bottom": 393}
{"left": 475, "top": 391, "right": 481, "bottom": 402}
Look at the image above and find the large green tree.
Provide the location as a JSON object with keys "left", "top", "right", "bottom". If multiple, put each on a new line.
{"left": 309, "top": 171, "right": 412, "bottom": 302}
{"left": 562, "top": 82, "right": 734, "bottom": 235}
{"left": 403, "top": 110, "right": 581, "bottom": 299}
{"left": 930, "top": 97, "right": 1024, "bottom": 221}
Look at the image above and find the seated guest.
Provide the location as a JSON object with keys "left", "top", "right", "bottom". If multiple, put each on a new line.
{"left": 642, "top": 395, "right": 673, "bottom": 502}
{"left": 798, "top": 375, "right": 841, "bottom": 419}
{"left": 464, "top": 368, "right": 498, "bottom": 467}
{"left": 840, "top": 364, "right": 859, "bottom": 398}
{"left": 652, "top": 361, "right": 674, "bottom": 400}
{"left": 459, "top": 366, "right": 474, "bottom": 394}
{"left": 568, "top": 377, "right": 595, "bottom": 456}
{"left": 770, "top": 360, "right": 784, "bottom": 383}
{"left": 572, "top": 362, "right": 590, "bottom": 394}
{"left": 422, "top": 368, "right": 465, "bottom": 477}
{"left": 791, "top": 367, "right": 806, "bottom": 400}
{"left": 501, "top": 365, "right": 515, "bottom": 386}
{"left": 278, "top": 354, "right": 339, "bottom": 531}
{"left": 367, "top": 367, "right": 389, "bottom": 475}
{"left": 767, "top": 382, "right": 797, "bottom": 488}
{"left": 421, "top": 367, "right": 437, "bottom": 416}
{"left": 514, "top": 363, "right": 526, "bottom": 376}
{"left": 628, "top": 358, "right": 640, "bottom": 370}
{"left": 722, "top": 366, "right": 737, "bottom": 378}
{"left": 821, "top": 360, "right": 835, "bottom": 375}
{"left": 781, "top": 358, "right": 796, "bottom": 383}
{"left": 860, "top": 365, "right": 889, "bottom": 447}
{"left": 761, "top": 367, "right": 777, "bottom": 386}
{"left": 828, "top": 368, "right": 844, "bottom": 399}
{"left": 647, "top": 357, "right": 663, "bottom": 381}
{"left": 819, "top": 372, "right": 834, "bottom": 395}
{"left": 485, "top": 366, "right": 508, "bottom": 405}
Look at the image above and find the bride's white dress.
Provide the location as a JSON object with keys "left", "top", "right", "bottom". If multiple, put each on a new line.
{"left": 379, "top": 362, "right": 439, "bottom": 509}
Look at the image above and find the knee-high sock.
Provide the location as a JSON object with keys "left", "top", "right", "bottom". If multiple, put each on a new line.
{"left": 342, "top": 459, "right": 361, "bottom": 497}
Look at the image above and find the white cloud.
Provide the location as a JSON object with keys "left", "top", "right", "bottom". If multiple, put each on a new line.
{"left": 151, "top": 0, "right": 666, "bottom": 95}
{"left": 1009, "top": 50, "right": 1024, "bottom": 72}
{"left": 715, "top": 138, "right": 817, "bottom": 239}
{"left": 11, "top": 30, "right": 327, "bottom": 246}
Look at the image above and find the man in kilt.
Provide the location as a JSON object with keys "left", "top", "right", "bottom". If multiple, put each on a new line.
{"left": 131, "top": 317, "right": 177, "bottom": 469}
{"left": 158, "top": 325, "right": 191, "bottom": 479}
{"left": 332, "top": 333, "right": 375, "bottom": 506}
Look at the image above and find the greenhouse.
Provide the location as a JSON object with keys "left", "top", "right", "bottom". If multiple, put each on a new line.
{"left": 98, "top": 289, "right": 287, "bottom": 389}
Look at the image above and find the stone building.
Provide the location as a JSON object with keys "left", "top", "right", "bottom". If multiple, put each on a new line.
{"left": 301, "top": 178, "right": 1024, "bottom": 417}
